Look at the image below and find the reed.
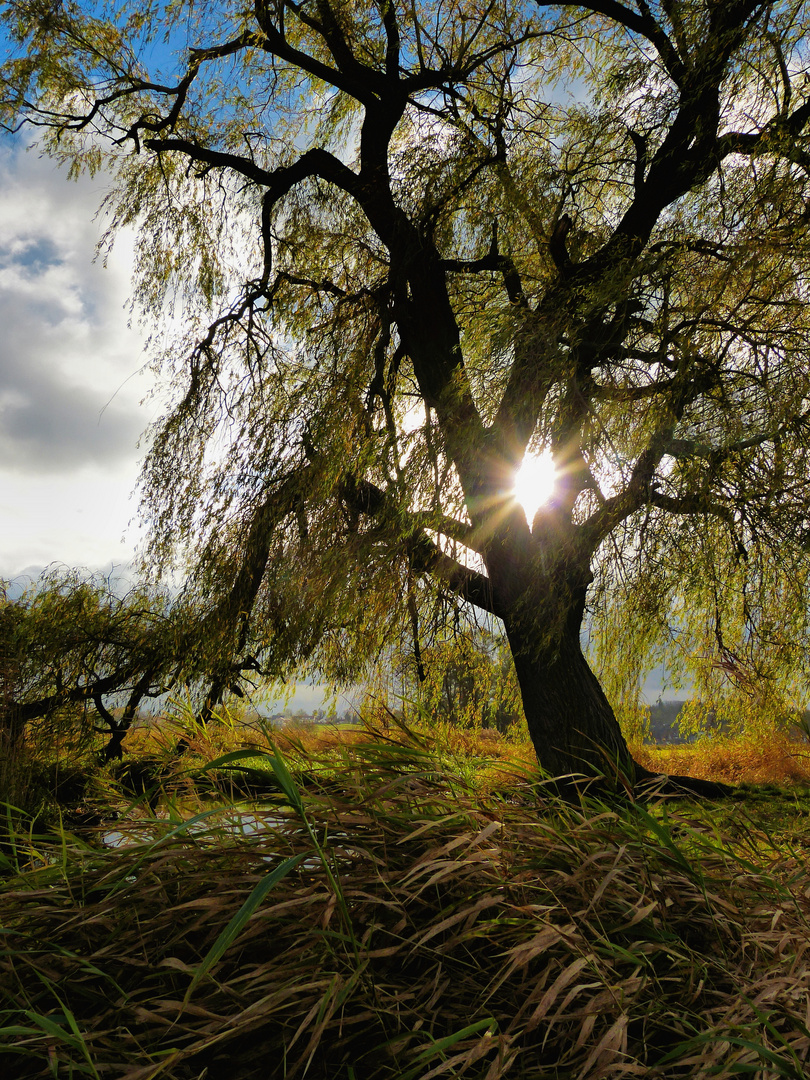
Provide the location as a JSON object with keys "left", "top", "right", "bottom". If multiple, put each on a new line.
{"left": 1, "top": 724, "right": 809, "bottom": 1079}
{"left": 636, "top": 730, "right": 810, "bottom": 787}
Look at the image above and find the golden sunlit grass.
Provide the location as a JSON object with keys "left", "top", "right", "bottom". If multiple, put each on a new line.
{"left": 119, "top": 707, "right": 810, "bottom": 792}
{"left": 634, "top": 731, "right": 810, "bottom": 787}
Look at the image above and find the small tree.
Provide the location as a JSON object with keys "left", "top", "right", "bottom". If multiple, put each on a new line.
{"left": 5, "top": 0, "right": 810, "bottom": 788}
{"left": 0, "top": 571, "right": 186, "bottom": 763}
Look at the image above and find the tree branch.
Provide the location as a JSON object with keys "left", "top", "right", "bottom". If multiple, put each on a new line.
{"left": 254, "top": 1, "right": 388, "bottom": 104}
{"left": 647, "top": 491, "right": 736, "bottom": 525}
{"left": 378, "top": 0, "right": 401, "bottom": 76}
{"left": 407, "top": 533, "right": 501, "bottom": 617}
{"left": 551, "top": 0, "right": 686, "bottom": 86}
{"left": 717, "top": 97, "right": 810, "bottom": 160}
{"left": 441, "top": 223, "right": 527, "bottom": 307}
{"left": 142, "top": 140, "right": 361, "bottom": 204}
{"left": 580, "top": 425, "right": 675, "bottom": 552}
{"left": 338, "top": 475, "right": 496, "bottom": 609}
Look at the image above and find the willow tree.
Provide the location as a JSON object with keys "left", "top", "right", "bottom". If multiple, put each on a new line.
{"left": 0, "top": 571, "right": 186, "bottom": 764}
{"left": 5, "top": 0, "right": 810, "bottom": 787}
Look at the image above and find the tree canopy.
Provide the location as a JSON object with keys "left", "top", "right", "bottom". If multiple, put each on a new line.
{"left": 5, "top": 0, "right": 810, "bottom": 786}
{"left": 0, "top": 571, "right": 176, "bottom": 760}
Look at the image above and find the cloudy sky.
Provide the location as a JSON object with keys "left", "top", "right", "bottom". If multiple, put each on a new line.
{"left": 0, "top": 136, "right": 156, "bottom": 581}
{"left": 0, "top": 137, "right": 347, "bottom": 711}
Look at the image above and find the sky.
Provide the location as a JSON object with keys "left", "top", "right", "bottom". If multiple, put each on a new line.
{"left": 0, "top": 137, "right": 155, "bottom": 582}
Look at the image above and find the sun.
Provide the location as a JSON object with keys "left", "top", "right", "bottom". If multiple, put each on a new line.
{"left": 513, "top": 451, "right": 556, "bottom": 525}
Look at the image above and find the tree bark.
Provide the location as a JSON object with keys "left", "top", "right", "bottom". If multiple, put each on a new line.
{"left": 506, "top": 612, "right": 634, "bottom": 791}
{"left": 497, "top": 548, "right": 635, "bottom": 792}
{"left": 498, "top": 554, "right": 732, "bottom": 799}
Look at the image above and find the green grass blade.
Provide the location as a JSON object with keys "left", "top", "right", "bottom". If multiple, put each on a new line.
{"left": 199, "top": 747, "right": 303, "bottom": 810}
{"left": 656, "top": 1032, "right": 807, "bottom": 1077}
{"left": 198, "top": 748, "right": 276, "bottom": 772}
{"left": 396, "top": 1018, "right": 498, "bottom": 1080}
{"left": 184, "top": 852, "right": 307, "bottom": 1003}
{"left": 266, "top": 750, "right": 306, "bottom": 814}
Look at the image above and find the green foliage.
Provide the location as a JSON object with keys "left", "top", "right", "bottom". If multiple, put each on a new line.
{"left": 592, "top": 530, "right": 810, "bottom": 740}
{"left": 0, "top": 570, "right": 195, "bottom": 770}
{"left": 417, "top": 630, "right": 525, "bottom": 735}
{"left": 5, "top": 0, "right": 810, "bottom": 772}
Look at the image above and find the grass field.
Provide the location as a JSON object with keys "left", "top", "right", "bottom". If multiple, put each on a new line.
{"left": 2, "top": 717, "right": 810, "bottom": 1078}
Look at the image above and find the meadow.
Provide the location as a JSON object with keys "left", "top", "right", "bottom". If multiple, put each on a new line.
{"left": 2, "top": 716, "right": 810, "bottom": 1079}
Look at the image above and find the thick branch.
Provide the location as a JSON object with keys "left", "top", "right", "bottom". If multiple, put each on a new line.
{"left": 340, "top": 476, "right": 495, "bottom": 609}
{"left": 379, "top": 0, "right": 401, "bottom": 75}
{"left": 254, "top": 1, "right": 388, "bottom": 104}
{"left": 410, "top": 510, "right": 478, "bottom": 550}
{"left": 9, "top": 670, "right": 137, "bottom": 727}
{"left": 717, "top": 98, "right": 810, "bottom": 160}
{"left": 552, "top": 0, "right": 686, "bottom": 85}
{"left": 142, "top": 140, "right": 361, "bottom": 205}
{"left": 441, "top": 224, "right": 527, "bottom": 308}
{"left": 665, "top": 412, "right": 810, "bottom": 464}
{"left": 408, "top": 533, "right": 500, "bottom": 617}
{"left": 580, "top": 425, "right": 674, "bottom": 552}
{"left": 648, "top": 491, "right": 735, "bottom": 525}
{"left": 214, "top": 466, "right": 315, "bottom": 631}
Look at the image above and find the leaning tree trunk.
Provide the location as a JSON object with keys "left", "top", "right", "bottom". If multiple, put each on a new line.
{"left": 498, "top": 570, "right": 734, "bottom": 799}
{"left": 486, "top": 518, "right": 734, "bottom": 799}
{"left": 495, "top": 548, "right": 635, "bottom": 791}
{"left": 504, "top": 602, "right": 634, "bottom": 789}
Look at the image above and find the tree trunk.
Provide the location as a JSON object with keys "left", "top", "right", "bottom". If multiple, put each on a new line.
{"left": 101, "top": 726, "right": 126, "bottom": 763}
{"left": 506, "top": 617, "right": 634, "bottom": 789}
{"left": 498, "top": 556, "right": 635, "bottom": 792}
{"left": 496, "top": 549, "right": 732, "bottom": 799}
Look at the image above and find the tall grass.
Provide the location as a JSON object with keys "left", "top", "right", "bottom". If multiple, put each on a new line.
{"left": 636, "top": 729, "right": 810, "bottom": 786}
{"left": 1, "top": 724, "right": 809, "bottom": 1079}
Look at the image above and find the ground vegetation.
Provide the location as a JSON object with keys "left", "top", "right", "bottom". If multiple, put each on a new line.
{"left": 2, "top": 722, "right": 810, "bottom": 1079}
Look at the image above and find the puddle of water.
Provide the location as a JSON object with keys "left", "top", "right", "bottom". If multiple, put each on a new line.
{"left": 103, "top": 808, "right": 290, "bottom": 849}
{"left": 101, "top": 814, "right": 369, "bottom": 896}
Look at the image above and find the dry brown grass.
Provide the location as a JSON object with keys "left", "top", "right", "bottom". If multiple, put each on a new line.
{"left": 1, "top": 731, "right": 810, "bottom": 1080}
{"left": 120, "top": 706, "right": 810, "bottom": 790}
{"left": 635, "top": 732, "right": 810, "bottom": 787}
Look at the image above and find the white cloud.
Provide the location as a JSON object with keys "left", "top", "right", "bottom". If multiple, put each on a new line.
{"left": 0, "top": 139, "right": 156, "bottom": 577}
{"left": 0, "top": 467, "right": 144, "bottom": 576}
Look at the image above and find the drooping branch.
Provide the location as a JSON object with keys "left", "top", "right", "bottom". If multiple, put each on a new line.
{"left": 211, "top": 466, "right": 315, "bottom": 633}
